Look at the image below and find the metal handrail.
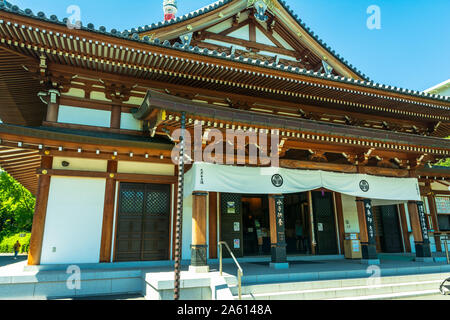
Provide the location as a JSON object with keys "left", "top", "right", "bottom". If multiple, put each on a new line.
{"left": 218, "top": 241, "right": 243, "bottom": 300}
{"left": 442, "top": 235, "right": 450, "bottom": 264}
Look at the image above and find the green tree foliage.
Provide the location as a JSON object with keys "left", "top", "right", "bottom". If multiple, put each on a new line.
{"left": 440, "top": 158, "right": 450, "bottom": 167}
{"left": 0, "top": 171, "right": 35, "bottom": 239}
{"left": 0, "top": 232, "right": 31, "bottom": 253}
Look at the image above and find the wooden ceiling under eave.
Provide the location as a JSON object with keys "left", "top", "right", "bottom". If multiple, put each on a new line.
{"left": 0, "top": 46, "right": 44, "bottom": 126}
{"left": 0, "top": 146, "right": 40, "bottom": 195}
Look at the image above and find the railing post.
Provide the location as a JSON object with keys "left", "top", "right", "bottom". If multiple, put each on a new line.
{"left": 444, "top": 236, "right": 449, "bottom": 265}
{"left": 238, "top": 270, "right": 242, "bottom": 300}
{"left": 219, "top": 244, "right": 223, "bottom": 276}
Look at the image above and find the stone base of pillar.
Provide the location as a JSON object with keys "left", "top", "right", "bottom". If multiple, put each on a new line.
{"left": 191, "top": 244, "right": 208, "bottom": 267}
{"left": 271, "top": 243, "right": 287, "bottom": 264}
{"left": 188, "top": 265, "right": 210, "bottom": 273}
{"left": 270, "top": 262, "right": 289, "bottom": 269}
{"left": 414, "top": 242, "right": 432, "bottom": 258}
{"left": 361, "top": 243, "right": 378, "bottom": 260}
{"left": 414, "top": 257, "right": 434, "bottom": 263}
{"left": 360, "top": 259, "right": 380, "bottom": 265}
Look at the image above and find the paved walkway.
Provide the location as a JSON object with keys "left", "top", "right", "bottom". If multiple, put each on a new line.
{"left": 0, "top": 255, "right": 28, "bottom": 274}
{"left": 215, "top": 258, "right": 450, "bottom": 285}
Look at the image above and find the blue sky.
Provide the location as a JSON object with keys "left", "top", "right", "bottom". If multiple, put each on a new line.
{"left": 9, "top": 0, "right": 450, "bottom": 92}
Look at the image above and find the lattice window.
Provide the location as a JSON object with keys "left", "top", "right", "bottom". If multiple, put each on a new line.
{"left": 145, "top": 191, "right": 170, "bottom": 215}
{"left": 120, "top": 189, "right": 144, "bottom": 215}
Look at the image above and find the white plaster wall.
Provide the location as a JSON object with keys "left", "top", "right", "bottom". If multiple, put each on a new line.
{"left": 52, "top": 157, "right": 108, "bottom": 172}
{"left": 62, "top": 88, "right": 85, "bottom": 99}
{"left": 255, "top": 28, "right": 276, "bottom": 47}
{"left": 90, "top": 91, "right": 112, "bottom": 102}
{"left": 120, "top": 113, "right": 143, "bottom": 131}
{"left": 58, "top": 105, "right": 111, "bottom": 128}
{"left": 431, "top": 182, "right": 450, "bottom": 192}
{"left": 229, "top": 25, "right": 249, "bottom": 41}
{"left": 341, "top": 194, "right": 360, "bottom": 233}
{"left": 117, "top": 161, "right": 174, "bottom": 176}
{"left": 182, "top": 195, "right": 193, "bottom": 260}
{"left": 41, "top": 177, "right": 106, "bottom": 264}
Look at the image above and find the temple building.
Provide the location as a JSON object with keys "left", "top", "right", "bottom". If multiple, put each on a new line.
{"left": 0, "top": 0, "right": 449, "bottom": 273}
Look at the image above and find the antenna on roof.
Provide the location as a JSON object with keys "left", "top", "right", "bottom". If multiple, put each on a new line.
{"left": 163, "top": 0, "right": 178, "bottom": 21}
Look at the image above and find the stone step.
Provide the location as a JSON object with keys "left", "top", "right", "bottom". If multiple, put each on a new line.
{"left": 230, "top": 272, "right": 450, "bottom": 300}
{"left": 231, "top": 272, "right": 450, "bottom": 295}
{"left": 332, "top": 289, "right": 441, "bottom": 300}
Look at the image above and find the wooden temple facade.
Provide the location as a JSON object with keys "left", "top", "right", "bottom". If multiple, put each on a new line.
{"left": 0, "top": 0, "right": 449, "bottom": 267}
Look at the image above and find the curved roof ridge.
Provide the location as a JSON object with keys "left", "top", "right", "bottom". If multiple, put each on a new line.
{"left": 0, "top": 1, "right": 449, "bottom": 106}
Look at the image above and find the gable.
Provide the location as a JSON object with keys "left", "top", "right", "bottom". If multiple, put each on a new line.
{"left": 137, "top": 0, "right": 365, "bottom": 80}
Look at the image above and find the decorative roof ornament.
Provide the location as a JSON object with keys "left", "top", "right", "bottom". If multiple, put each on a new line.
{"left": 163, "top": 0, "right": 178, "bottom": 21}
{"left": 179, "top": 33, "right": 193, "bottom": 46}
{"left": 248, "top": 0, "right": 276, "bottom": 22}
{"left": 322, "top": 60, "right": 333, "bottom": 76}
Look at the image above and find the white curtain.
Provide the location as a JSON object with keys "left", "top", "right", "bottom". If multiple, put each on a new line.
{"left": 184, "top": 162, "right": 421, "bottom": 202}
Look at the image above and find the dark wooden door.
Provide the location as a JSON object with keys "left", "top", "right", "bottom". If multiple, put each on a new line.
{"left": 380, "top": 205, "right": 403, "bottom": 253}
{"left": 220, "top": 193, "right": 243, "bottom": 258}
{"left": 115, "top": 183, "right": 171, "bottom": 262}
{"left": 312, "top": 191, "right": 338, "bottom": 255}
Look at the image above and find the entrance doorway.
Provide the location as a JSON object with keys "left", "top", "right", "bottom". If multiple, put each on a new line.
{"left": 114, "top": 183, "right": 171, "bottom": 262}
{"left": 284, "top": 193, "right": 311, "bottom": 255}
{"left": 373, "top": 205, "right": 404, "bottom": 253}
{"left": 311, "top": 191, "right": 339, "bottom": 255}
{"left": 242, "top": 196, "right": 270, "bottom": 256}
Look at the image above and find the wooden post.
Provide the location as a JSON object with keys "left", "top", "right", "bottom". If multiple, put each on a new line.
{"left": 427, "top": 191, "right": 442, "bottom": 252}
{"left": 398, "top": 204, "right": 412, "bottom": 253}
{"left": 209, "top": 192, "right": 218, "bottom": 259}
{"left": 99, "top": 160, "right": 117, "bottom": 263}
{"left": 46, "top": 90, "right": 60, "bottom": 122}
{"left": 268, "top": 194, "right": 288, "bottom": 267}
{"left": 307, "top": 191, "right": 316, "bottom": 255}
{"left": 110, "top": 104, "right": 121, "bottom": 129}
{"left": 356, "top": 198, "right": 377, "bottom": 260}
{"left": 28, "top": 156, "right": 53, "bottom": 265}
{"left": 334, "top": 193, "right": 345, "bottom": 254}
{"left": 408, "top": 201, "right": 432, "bottom": 258}
{"left": 191, "top": 191, "right": 209, "bottom": 271}
{"left": 172, "top": 166, "right": 179, "bottom": 260}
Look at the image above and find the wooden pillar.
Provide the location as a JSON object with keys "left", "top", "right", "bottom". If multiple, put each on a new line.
{"left": 45, "top": 90, "right": 60, "bottom": 122}
{"left": 408, "top": 201, "right": 432, "bottom": 258}
{"left": 28, "top": 156, "right": 53, "bottom": 265}
{"left": 99, "top": 160, "right": 118, "bottom": 263}
{"left": 191, "top": 191, "right": 208, "bottom": 271}
{"left": 356, "top": 198, "right": 377, "bottom": 260}
{"left": 110, "top": 105, "right": 121, "bottom": 129}
{"left": 269, "top": 194, "right": 288, "bottom": 266}
{"left": 334, "top": 193, "right": 345, "bottom": 254}
{"left": 208, "top": 192, "right": 218, "bottom": 259}
{"left": 307, "top": 191, "right": 316, "bottom": 255}
{"left": 398, "top": 204, "right": 412, "bottom": 253}
{"left": 427, "top": 191, "right": 442, "bottom": 252}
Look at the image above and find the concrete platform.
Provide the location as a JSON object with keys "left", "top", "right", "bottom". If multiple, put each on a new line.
{"left": 0, "top": 254, "right": 449, "bottom": 300}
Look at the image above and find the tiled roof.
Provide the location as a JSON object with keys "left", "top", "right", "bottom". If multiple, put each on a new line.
{"left": 129, "top": 0, "right": 368, "bottom": 81}
{"left": 0, "top": 1, "right": 450, "bottom": 105}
